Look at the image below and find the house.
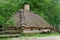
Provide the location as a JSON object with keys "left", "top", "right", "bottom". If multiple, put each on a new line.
{"left": 0, "top": 3, "right": 53, "bottom": 34}
{"left": 9, "top": 3, "right": 53, "bottom": 33}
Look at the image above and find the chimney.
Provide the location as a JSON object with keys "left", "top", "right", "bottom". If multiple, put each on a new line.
{"left": 24, "top": 3, "right": 30, "bottom": 11}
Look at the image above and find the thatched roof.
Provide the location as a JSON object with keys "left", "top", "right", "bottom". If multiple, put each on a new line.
{"left": 10, "top": 9, "right": 53, "bottom": 29}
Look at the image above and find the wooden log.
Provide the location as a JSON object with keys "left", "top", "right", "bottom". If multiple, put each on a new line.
{"left": 0, "top": 34, "right": 20, "bottom": 37}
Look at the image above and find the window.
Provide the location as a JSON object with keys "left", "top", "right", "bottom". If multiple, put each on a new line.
{"left": 31, "top": 28, "right": 33, "bottom": 30}
{"left": 15, "top": 29, "right": 16, "bottom": 30}
{"left": 38, "top": 28, "right": 40, "bottom": 30}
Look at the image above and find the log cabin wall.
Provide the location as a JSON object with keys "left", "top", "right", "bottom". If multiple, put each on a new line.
{"left": 23, "top": 27, "right": 51, "bottom": 33}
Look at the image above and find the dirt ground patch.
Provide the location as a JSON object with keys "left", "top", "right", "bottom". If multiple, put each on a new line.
{"left": 9, "top": 36, "right": 60, "bottom": 40}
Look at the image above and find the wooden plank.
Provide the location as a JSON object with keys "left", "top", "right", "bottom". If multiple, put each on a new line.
{"left": 0, "top": 34, "right": 20, "bottom": 37}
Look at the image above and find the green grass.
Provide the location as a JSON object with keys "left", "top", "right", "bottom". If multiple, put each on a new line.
{"left": 22, "top": 32, "right": 60, "bottom": 37}
{"left": 0, "top": 38, "right": 8, "bottom": 40}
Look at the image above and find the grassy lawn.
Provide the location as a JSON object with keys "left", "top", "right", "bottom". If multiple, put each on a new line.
{"left": 22, "top": 32, "right": 60, "bottom": 37}
{"left": 0, "top": 38, "right": 9, "bottom": 40}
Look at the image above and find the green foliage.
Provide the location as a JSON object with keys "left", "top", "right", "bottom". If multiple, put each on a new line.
{"left": 0, "top": 0, "right": 24, "bottom": 24}
{"left": 0, "top": 15, "right": 5, "bottom": 24}
{"left": 0, "top": 0, "right": 60, "bottom": 28}
{"left": 47, "top": 0, "right": 60, "bottom": 27}
{"left": 22, "top": 32, "right": 60, "bottom": 37}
